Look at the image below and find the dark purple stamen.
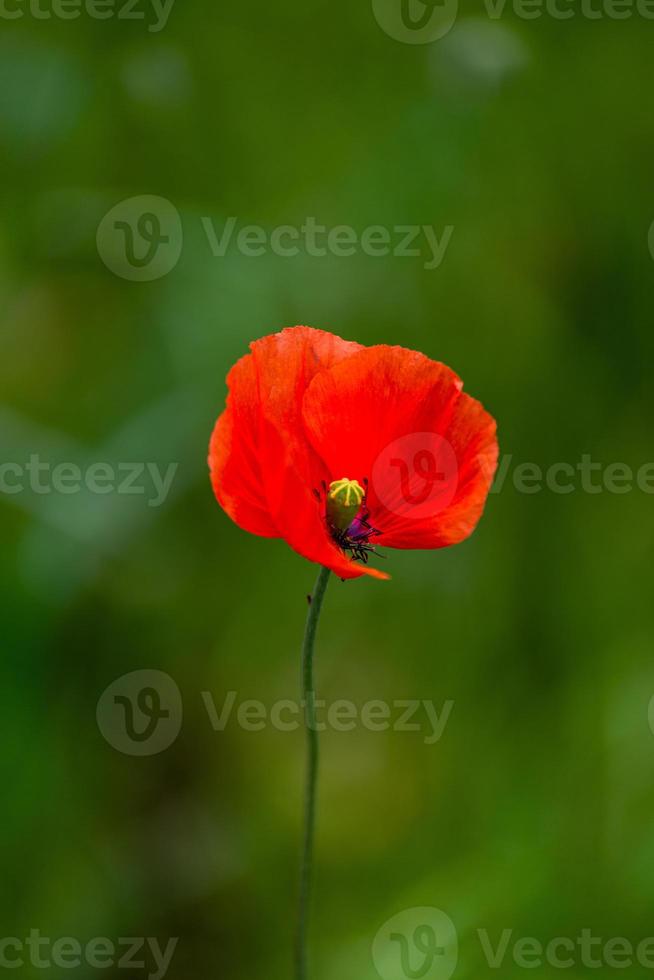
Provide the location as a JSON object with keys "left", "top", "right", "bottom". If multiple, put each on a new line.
{"left": 313, "top": 479, "right": 384, "bottom": 564}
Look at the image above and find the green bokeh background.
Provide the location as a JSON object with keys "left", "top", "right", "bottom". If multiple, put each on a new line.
{"left": 2, "top": 3, "right": 654, "bottom": 978}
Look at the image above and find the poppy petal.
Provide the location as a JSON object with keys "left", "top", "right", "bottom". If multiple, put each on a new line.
{"left": 249, "top": 328, "right": 387, "bottom": 579}
{"left": 301, "top": 344, "right": 497, "bottom": 550}
{"left": 210, "top": 326, "right": 388, "bottom": 578}
{"left": 378, "top": 393, "right": 498, "bottom": 548}
{"left": 209, "top": 352, "right": 279, "bottom": 538}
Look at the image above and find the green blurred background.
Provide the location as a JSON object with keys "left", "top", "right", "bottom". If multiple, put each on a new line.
{"left": 2, "top": 2, "right": 654, "bottom": 978}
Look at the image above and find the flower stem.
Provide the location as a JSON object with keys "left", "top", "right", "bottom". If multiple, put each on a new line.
{"left": 296, "top": 565, "right": 331, "bottom": 980}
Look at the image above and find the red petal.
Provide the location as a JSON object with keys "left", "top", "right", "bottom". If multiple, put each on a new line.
{"left": 210, "top": 326, "right": 388, "bottom": 579}
{"left": 257, "top": 414, "right": 388, "bottom": 579}
{"left": 251, "top": 328, "right": 388, "bottom": 578}
{"left": 209, "top": 352, "right": 279, "bottom": 538}
{"left": 301, "top": 344, "right": 498, "bottom": 550}
{"left": 379, "top": 393, "right": 498, "bottom": 549}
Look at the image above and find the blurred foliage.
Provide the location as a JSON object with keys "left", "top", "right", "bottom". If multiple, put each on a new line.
{"left": 2, "top": 3, "right": 654, "bottom": 979}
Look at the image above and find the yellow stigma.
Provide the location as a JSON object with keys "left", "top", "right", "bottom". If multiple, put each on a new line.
{"left": 327, "top": 478, "right": 365, "bottom": 531}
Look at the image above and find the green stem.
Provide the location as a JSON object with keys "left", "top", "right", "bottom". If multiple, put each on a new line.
{"left": 295, "top": 565, "right": 331, "bottom": 980}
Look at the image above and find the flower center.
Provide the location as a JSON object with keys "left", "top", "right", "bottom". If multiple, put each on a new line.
{"left": 315, "top": 476, "right": 383, "bottom": 566}
{"left": 326, "top": 478, "right": 365, "bottom": 531}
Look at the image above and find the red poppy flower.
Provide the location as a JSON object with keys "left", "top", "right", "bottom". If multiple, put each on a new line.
{"left": 209, "top": 326, "right": 498, "bottom": 580}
